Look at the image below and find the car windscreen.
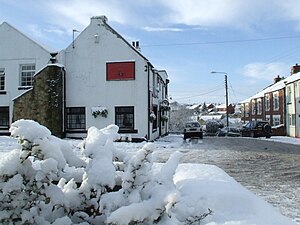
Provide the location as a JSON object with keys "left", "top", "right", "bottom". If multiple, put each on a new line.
{"left": 186, "top": 123, "right": 200, "bottom": 128}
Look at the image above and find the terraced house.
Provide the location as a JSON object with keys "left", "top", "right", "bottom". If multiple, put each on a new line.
{"left": 0, "top": 16, "right": 170, "bottom": 141}
{"left": 241, "top": 64, "right": 300, "bottom": 138}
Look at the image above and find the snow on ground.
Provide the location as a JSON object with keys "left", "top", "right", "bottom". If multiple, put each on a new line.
{"left": 261, "top": 136, "right": 300, "bottom": 145}
{"left": 0, "top": 134, "right": 299, "bottom": 224}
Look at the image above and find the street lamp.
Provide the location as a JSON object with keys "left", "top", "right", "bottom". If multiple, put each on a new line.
{"left": 211, "top": 71, "right": 229, "bottom": 128}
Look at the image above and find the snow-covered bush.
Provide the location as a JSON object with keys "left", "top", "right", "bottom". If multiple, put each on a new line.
{"left": 169, "top": 104, "right": 194, "bottom": 132}
{"left": 205, "top": 120, "right": 224, "bottom": 135}
{"left": 0, "top": 120, "right": 211, "bottom": 225}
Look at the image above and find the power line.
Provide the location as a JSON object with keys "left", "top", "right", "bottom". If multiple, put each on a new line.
{"left": 172, "top": 86, "right": 223, "bottom": 101}
{"left": 141, "top": 35, "right": 300, "bottom": 47}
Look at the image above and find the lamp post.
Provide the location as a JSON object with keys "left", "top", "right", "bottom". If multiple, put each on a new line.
{"left": 211, "top": 71, "right": 229, "bottom": 128}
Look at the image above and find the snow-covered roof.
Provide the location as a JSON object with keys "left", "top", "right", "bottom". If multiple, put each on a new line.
{"left": 216, "top": 104, "right": 226, "bottom": 109}
{"left": 187, "top": 104, "right": 201, "bottom": 110}
{"left": 200, "top": 115, "right": 223, "bottom": 121}
{"left": 241, "top": 72, "right": 300, "bottom": 104}
{"left": 285, "top": 72, "right": 300, "bottom": 84}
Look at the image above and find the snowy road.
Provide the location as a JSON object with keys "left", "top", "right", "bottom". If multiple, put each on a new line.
{"left": 150, "top": 135, "right": 300, "bottom": 224}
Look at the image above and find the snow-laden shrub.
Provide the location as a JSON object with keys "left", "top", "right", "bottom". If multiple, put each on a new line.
{"left": 0, "top": 120, "right": 86, "bottom": 224}
{"left": 0, "top": 120, "right": 211, "bottom": 225}
{"left": 205, "top": 120, "right": 224, "bottom": 135}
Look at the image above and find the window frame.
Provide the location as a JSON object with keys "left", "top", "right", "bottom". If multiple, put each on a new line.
{"left": 152, "top": 105, "right": 158, "bottom": 132}
{"left": 19, "top": 64, "right": 36, "bottom": 87}
{"left": 115, "top": 106, "right": 137, "bottom": 133}
{"left": 273, "top": 115, "right": 281, "bottom": 126}
{"left": 0, "top": 107, "right": 9, "bottom": 129}
{"left": 286, "top": 86, "right": 292, "bottom": 104}
{"left": 265, "top": 94, "right": 270, "bottom": 111}
{"left": 273, "top": 91, "right": 279, "bottom": 111}
{"left": 0, "top": 68, "right": 5, "bottom": 91}
{"left": 251, "top": 101, "right": 256, "bottom": 115}
{"left": 66, "top": 107, "right": 86, "bottom": 130}
{"left": 257, "top": 99, "right": 262, "bottom": 115}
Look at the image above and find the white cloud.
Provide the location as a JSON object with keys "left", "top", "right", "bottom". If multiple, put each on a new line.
{"left": 27, "top": 24, "right": 43, "bottom": 38}
{"left": 242, "top": 62, "right": 289, "bottom": 82}
{"left": 18, "top": 0, "right": 300, "bottom": 34}
{"left": 143, "top": 26, "right": 184, "bottom": 32}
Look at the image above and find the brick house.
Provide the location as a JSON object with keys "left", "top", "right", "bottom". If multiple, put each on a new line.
{"left": 240, "top": 64, "right": 300, "bottom": 138}
{"left": 240, "top": 76, "right": 286, "bottom": 136}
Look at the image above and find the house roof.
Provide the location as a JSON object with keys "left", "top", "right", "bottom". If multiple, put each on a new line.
{"left": 240, "top": 75, "right": 291, "bottom": 103}
{"left": 187, "top": 104, "right": 201, "bottom": 110}
{"left": 200, "top": 115, "right": 223, "bottom": 121}
{"left": 285, "top": 72, "right": 300, "bottom": 84}
{"left": 0, "top": 22, "right": 52, "bottom": 53}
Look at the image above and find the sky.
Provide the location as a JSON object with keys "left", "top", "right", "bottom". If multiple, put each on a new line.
{"left": 1, "top": 0, "right": 300, "bottom": 104}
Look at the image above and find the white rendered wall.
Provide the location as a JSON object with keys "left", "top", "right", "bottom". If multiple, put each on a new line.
{"left": 59, "top": 17, "right": 149, "bottom": 139}
{"left": 0, "top": 22, "right": 50, "bottom": 125}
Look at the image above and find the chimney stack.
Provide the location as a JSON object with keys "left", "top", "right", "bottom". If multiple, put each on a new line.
{"left": 291, "top": 63, "right": 300, "bottom": 75}
{"left": 274, "top": 75, "right": 281, "bottom": 84}
{"left": 132, "top": 41, "right": 141, "bottom": 52}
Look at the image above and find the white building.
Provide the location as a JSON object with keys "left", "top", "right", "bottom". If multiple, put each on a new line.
{"left": 0, "top": 16, "right": 170, "bottom": 141}
{"left": 285, "top": 71, "right": 300, "bottom": 138}
{"left": 0, "top": 22, "right": 50, "bottom": 134}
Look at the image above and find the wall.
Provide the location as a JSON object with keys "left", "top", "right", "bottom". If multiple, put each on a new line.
{"left": 0, "top": 22, "right": 50, "bottom": 127}
{"left": 13, "top": 65, "right": 65, "bottom": 137}
{"left": 58, "top": 17, "right": 150, "bottom": 139}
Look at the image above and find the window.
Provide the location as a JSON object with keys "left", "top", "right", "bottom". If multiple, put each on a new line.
{"left": 0, "top": 107, "right": 9, "bottom": 129}
{"left": 115, "top": 106, "right": 134, "bottom": 131}
{"left": 0, "top": 68, "right": 5, "bottom": 91}
{"left": 20, "top": 64, "right": 35, "bottom": 87}
{"left": 152, "top": 105, "right": 158, "bottom": 131}
{"left": 245, "top": 103, "right": 249, "bottom": 117}
{"left": 265, "top": 94, "right": 270, "bottom": 111}
{"left": 288, "top": 114, "right": 296, "bottom": 126}
{"left": 273, "top": 92, "right": 279, "bottom": 111}
{"left": 273, "top": 115, "right": 281, "bottom": 126}
{"left": 257, "top": 99, "right": 262, "bottom": 115}
{"left": 66, "top": 107, "right": 86, "bottom": 129}
{"left": 265, "top": 115, "right": 270, "bottom": 123}
{"left": 287, "top": 86, "right": 292, "bottom": 104}
{"left": 107, "top": 62, "right": 135, "bottom": 80}
{"left": 251, "top": 101, "right": 256, "bottom": 115}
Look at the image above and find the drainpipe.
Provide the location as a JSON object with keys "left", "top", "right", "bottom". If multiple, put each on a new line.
{"left": 147, "top": 62, "right": 150, "bottom": 141}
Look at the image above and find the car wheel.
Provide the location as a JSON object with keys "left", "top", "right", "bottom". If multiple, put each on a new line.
{"left": 263, "top": 124, "right": 272, "bottom": 134}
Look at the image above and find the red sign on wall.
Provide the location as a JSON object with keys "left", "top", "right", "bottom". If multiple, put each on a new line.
{"left": 106, "top": 61, "right": 135, "bottom": 80}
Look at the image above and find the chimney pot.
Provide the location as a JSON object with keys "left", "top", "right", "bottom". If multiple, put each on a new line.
{"left": 50, "top": 52, "right": 58, "bottom": 64}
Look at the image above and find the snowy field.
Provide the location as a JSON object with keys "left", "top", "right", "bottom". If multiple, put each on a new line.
{"left": 0, "top": 124, "right": 299, "bottom": 224}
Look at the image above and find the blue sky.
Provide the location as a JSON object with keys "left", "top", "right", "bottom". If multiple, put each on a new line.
{"left": 1, "top": 0, "right": 300, "bottom": 104}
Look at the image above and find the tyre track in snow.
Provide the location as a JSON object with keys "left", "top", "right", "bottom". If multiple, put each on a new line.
{"left": 154, "top": 136, "right": 300, "bottom": 224}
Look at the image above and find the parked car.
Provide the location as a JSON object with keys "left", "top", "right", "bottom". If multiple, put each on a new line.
{"left": 241, "top": 121, "right": 272, "bottom": 138}
{"left": 183, "top": 121, "right": 203, "bottom": 140}
{"left": 216, "top": 126, "right": 241, "bottom": 137}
